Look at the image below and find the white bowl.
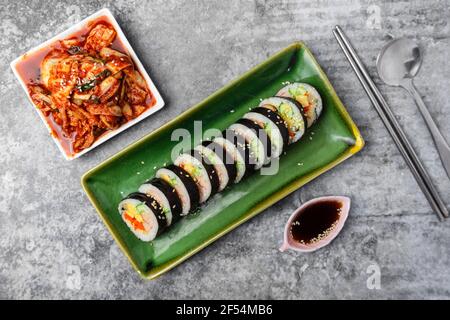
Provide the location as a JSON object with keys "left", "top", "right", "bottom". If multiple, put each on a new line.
{"left": 10, "top": 8, "right": 165, "bottom": 160}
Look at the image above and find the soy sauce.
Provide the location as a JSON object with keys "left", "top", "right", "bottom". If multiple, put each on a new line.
{"left": 290, "top": 200, "right": 342, "bottom": 244}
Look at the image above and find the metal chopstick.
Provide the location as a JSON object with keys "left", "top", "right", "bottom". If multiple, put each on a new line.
{"left": 333, "top": 25, "right": 448, "bottom": 220}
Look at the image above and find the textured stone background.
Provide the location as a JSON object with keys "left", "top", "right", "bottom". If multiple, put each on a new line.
{"left": 1, "top": 0, "right": 449, "bottom": 299}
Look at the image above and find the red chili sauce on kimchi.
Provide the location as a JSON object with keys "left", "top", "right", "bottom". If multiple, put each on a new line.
{"left": 15, "top": 16, "right": 156, "bottom": 156}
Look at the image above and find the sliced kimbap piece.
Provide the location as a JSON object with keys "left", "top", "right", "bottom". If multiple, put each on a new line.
{"left": 213, "top": 135, "right": 247, "bottom": 184}
{"left": 229, "top": 118, "right": 271, "bottom": 169}
{"left": 243, "top": 107, "right": 289, "bottom": 158}
{"left": 118, "top": 192, "right": 167, "bottom": 241}
{"left": 222, "top": 128, "right": 257, "bottom": 177}
{"left": 203, "top": 140, "right": 237, "bottom": 187}
{"left": 276, "top": 82, "right": 322, "bottom": 128}
{"left": 174, "top": 153, "right": 213, "bottom": 203}
{"left": 195, "top": 140, "right": 237, "bottom": 192}
{"left": 138, "top": 178, "right": 182, "bottom": 226}
{"left": 191, "top": 149, "right": 220, "bottom": 196}
{"left": 156, "top": 164, "right": 200, "bottom": 215}
{"left": 259, "top": 96, "right": 306, "bottom": 144}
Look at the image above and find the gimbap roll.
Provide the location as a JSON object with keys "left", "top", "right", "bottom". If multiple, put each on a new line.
{"left": 222, "top": 128, "right": 257, "bottom": 178}
{"left": 191, "top": 149, "right": 220, "bottom": 196}
{"left": 243, "top": 107, "right": 289, "bottom": 159}
{"left": 174, "top": 153, "right": 213, "bottom": 203}
{"left": 259, "top": 97, "right": 306, "bottom": 144}
{"left": 276, "top": 82, "right": 322, "bottom": 128}
{"left": 138, "top": 178, "right": 182, "bottom": 226}
{"left": 195, "top": 141, "right": 236, "bottom": 192}
{"left": 229, "top": 118, "right": 271, "bottom": 169}
{"left": 213, "top": 135, "right": 247, "bottom": 184}
{"left": 118, "top": 192, "right": 167, "bottom": 241}
{"left": 118, "top": 82, "right": 324, "bottom": 243}
{"left": 155, "top": 164, "right": 200, "bottom": 216}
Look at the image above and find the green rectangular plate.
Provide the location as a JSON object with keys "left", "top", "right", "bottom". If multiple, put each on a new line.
{"left": 81, "top": 42, "right": 364, "bottom": 279}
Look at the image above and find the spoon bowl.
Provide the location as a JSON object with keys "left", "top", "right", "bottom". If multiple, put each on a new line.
{"left": 377, "top": 37, "right": 450, "bottom": 180}
{"left": 377, "top": 38, "right": 422, "bottom": 86}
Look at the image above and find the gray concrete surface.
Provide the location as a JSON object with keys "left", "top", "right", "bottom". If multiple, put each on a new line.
{"left": 1, "top": 0, "right": 449, "bottom": 299}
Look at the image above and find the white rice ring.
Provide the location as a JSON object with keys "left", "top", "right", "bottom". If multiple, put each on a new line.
{"left": 243, "top": 111, "right": 284, "bottom": 159}
{"left": 138, "top": 183, "right": 173, "bottom": 226}
{"left": 174, "top": 153, "right": 212, "bottom": 203}
{"left": 195, "top": 145, "right": 229, "bottom": 192}
{"left": 229, "top": 123, "right": 267, "bottom": 169}
{"left": 213, "top": 137, "right": 246, "bottom": 183}
{"left": 276, "top": 82, "right": 322, "bottom": 128}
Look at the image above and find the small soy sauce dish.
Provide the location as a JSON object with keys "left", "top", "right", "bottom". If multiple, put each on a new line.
{"left": 279, "top": 196, "right": 350, "bottom": 253}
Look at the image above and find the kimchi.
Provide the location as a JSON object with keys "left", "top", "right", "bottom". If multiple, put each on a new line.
{"left": 16, "top": 18, "right": 155, "bottom": 156}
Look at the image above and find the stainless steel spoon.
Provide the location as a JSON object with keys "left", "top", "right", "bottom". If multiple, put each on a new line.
{"left": 377, "top": 38, "right": 450, "bottom": 179}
